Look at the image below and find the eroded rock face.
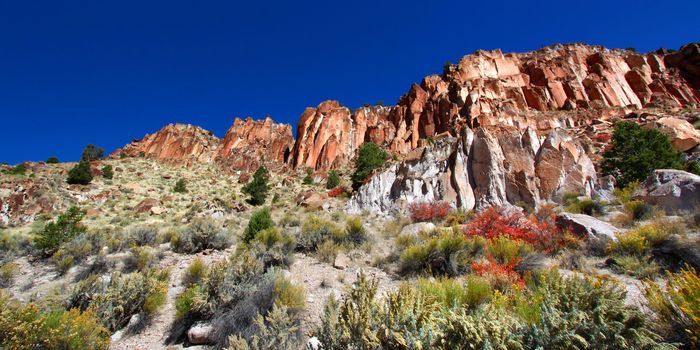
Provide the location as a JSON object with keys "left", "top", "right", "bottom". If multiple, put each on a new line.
{"left": 112, "top": 124, "right": 220, "bottom": 166}
{"left": 217, "top": 117, "right": 294, "bottom": 172}
{"left": 291, "top": 101, "right": 393, "bottom": 170}
{"left": 632, "top": 169, "right": 700, "bottom": 212}
{"left": 347, "top": 127, "right": 597, "bottom": 215}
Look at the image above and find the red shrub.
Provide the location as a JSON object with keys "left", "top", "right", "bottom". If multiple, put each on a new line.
{"left": 463, "top": 207, "right": 561, "bottom": 252}
{"left": 327, "top": 186, "right": 345, "bottom": 198}
{"left": 408, "top": 201, "right": 451, "bottom": 222}
{"left": 471, "top": 256, "right": 524, "bottom": 287}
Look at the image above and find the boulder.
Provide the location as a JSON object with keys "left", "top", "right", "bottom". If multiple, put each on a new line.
{"left": 187, "top": 322, "right": 214, "bottom": 345}
{"left": 646, "top": 117, "right": 700, "bottom": 152}
{"left": 399, "top": 222, "right": 437, "bottom": 237}
{"left": 632, "top": 169, "right": 700, "bottom": 212}
{"left": 555, "top": 213, "right": 620, "bottom": 242}
{"left": 333, "top": 252, "right": 350, "bottom": 270}
{"left": 134, "top": 198, "right": 158, "bottom": 214}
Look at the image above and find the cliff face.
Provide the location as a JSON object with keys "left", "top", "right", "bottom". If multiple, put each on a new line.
{"left": 113, "top": 43, "right": 699, "bottom": 176}
{"left": 112, "top": 124, "right": 220, "bottom": 166}
{"left": 217, "top": 117, "right": 294, "bottom": 172}
{"left": 291, "top": 43, "right": 700, "bottom": 171}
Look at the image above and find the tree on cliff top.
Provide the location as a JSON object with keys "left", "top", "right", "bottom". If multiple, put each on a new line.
{"left": 242, "top": 166, "right": 270, "bottom": 205}
{"left": 602, "top": 121, "right": 682, "bottom": 188}
{"left": 351, "top": 143, "right": 387, "bottom": 190}
{"left": 81, "top": 144, "right": 104, "bottom": 162}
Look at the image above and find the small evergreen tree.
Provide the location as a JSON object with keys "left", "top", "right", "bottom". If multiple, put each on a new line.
{"left": 34, "top": 206, "right": 86, "bottom": 256}
{"left": 67, "top": 160, "right": 93, "bottom": 185}
{"left": 242, "top": 166, "right": 270, "bottom": 205}
{"left": 46, "top": 156, "right": 59, "bottom": 164}
{"left": 351, "top": 142, "right": 387, "bottom": 190}
{"left": 101, "top": 165, "right": 114, "bottom": 179}
{"left": 303, "top": 168, "right": 314, "bottom": 185}
{"left": 81, "top": 144, "right": 104, "bottom": 162}
{"left": 326, "top": 170, "right": 340, "bottom": 189}
{"left": 243, "top": 207, "right": 273, "bottom": 243}
{"left": 602, "top": 122, "right": 683, "bottom": 188}
{"left": 173, "top": 178, "right": 187, "bottom": 193}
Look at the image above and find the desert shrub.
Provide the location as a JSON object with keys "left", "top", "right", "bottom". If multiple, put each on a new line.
{"left": 607, "top": 226, "right": 663, "bottom": 278}
{"left": 487, "top": 235, "right": 534, "bottom": 264}
{"left": 344, "top": 216, "right": 368, "bottom": 245}
{"left": 66, "top": 160, "right": 93, "bottom": 185}
{"left": 170, "top": 252, "right": 304, "bottom": 348}
{"left": 614, "top": 180, "right": 640, "bottom": 204}
{"left": 101, "top": 164, "right": 113, "bottom": 179}
{"left": 566, "top": 198, "right": 606, "bottom": 216}
{"left": 173, "top": 178, "right": 187, "bottom": 193}
{"left": 0, "top": 230, "right": 31, "bottom": 261}
{"left": 247, "top": 227, "right": 296, "bottom": 268}
{"left": 471, "top": 256, "right": 524, "bottom": 289}
{"left": 0, "top": 291, "right": 110, "bottom": 350}
{"left": 316, "top": 240, "right": 340, "bottom": 264}
{"left": 515, "top": 270, "right": 667, "bottom": 349}
{"left": 0, "top": 262, "right": 19, "bottom": 288}
{"left": 122, "top": 246, "right": 159, "bottom": 272}
{"left": 602, "top": 121, "right": 683, "bottom": 188}
{"left": 242, "top": 166, "right": 270, "bottom": 205}
{"left": 279, "top": 211, "right": 301, "bottom": 227}
{"left": 351, "top": 142, "right": 387, "bottom": 189}
{"left": 1, "top": 163, "right": 27, "bottom": 175}
{"left": 46, "top": 156, "right": 59, "bottom": 164}
{"left": 34, "top": 206, "right": 87, "bottom": 256}
{"left": 226, "top": 304, "right": 303, "bottom": 350}
{"left": 445, "top": 209, "right": 471, "bottom": 226}
{"left": 327, "top": 186, "right": 346, "bottom": 198}
{"left": 81, "top": 144, "right": 104, "bottom": 161}
{"left": 243, "top": 207, "right": 274, "bottom": 244}
{"left": 315, "top": 272, "right": 440, "bottom": 350}
{"left": 326, "top": 170, "right": 340, "bottom": 189}
{"left": 624, "top": 199, "right": 654, "bottom": 220}
{"left": 126, "top": 226, "right": 158, "bottom": 247}
{"left": 297, "top": 216, "right": 342, "bottom": 252}
{"left": 302, "top": 168, "right": 314, "bottom": 185}
{"left": 417, "top": 275, "right": 492, "bottom": 310}
{"left": 399, "top": 232, "right": 485, "bottom": 277}
{"left": 171, "top": 218, "right": 231, "bottom": 253}
{"left": 182, "top": 258, "right": 208, "bottom": 288}
{"left": 644, "top": 266, "right": 700, "bottom": 346}
{"left": 408, "top": 201, "right": 451, "bottom": 222}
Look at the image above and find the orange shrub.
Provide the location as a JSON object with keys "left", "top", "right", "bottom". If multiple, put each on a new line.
{"left": 327, "top": 186, "right": 346, "bottom": 198}
{"left": 463, "top": 207, "right": 562, "bottom": 252}
{"left": 471, "top": 256, "right": 524, "bottom": 288}
{"left": 408, "top": 201, "right": 451, "bottom": 222}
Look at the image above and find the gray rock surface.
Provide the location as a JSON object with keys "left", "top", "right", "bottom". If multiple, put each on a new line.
{"left": 632, "top": 169, "right": 700, "bottom": 213}
{"left": 555, "top": 212, "right": 620, "bottom": 242}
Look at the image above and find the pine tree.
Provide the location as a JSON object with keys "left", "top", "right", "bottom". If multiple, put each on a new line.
{"left": 242, "top": 166, "right": 270, "bottom": 205}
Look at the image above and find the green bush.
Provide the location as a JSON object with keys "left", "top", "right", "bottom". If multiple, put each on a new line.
{"left": 34, "top": 206, "right": 87, "bottom": 256}
{"left": 226, "top": 304, "right": 303, "bottom": 350}
{"left": 298, "top": 216, "right": 342, "bottom": 252}
{"left": 242, "top": 166, "right": 270, "bottom": 205}
{"left": 173, "top": 178, "right": 187, "bottom": 193}
{"left": 0, "top": 262, "right": 19, "bottom": 288}
{"left": 399, "top": 232, "right": 485, "bottom": 277}
{"left": 122, "top": 246, "right": 159, "bottom": 272}
{"left": 602, "top": 121, "right": 683, "bottom": 188}
{"left": 247, "top": 227, "right": 296, "bottom": 268}
{"left": 45, "top": 156, "right": 59, "bottom": 164}
{"left": 101, "top": 164, "right": 113, "bottom": 179}
{"left": 67, "top": 160, "right": 93, "bottom": 185}
{"left": 182, "top": 257, "right": 208, "bottom": 288}
{"left": 302, "top": 168, "right": 314, "bottom": 185}
{"left": 644, "top": 267, "right": 700, "bottom": 346}
{"left": 171, "top": 218, "right": 231, "bottom": 253}
{"left": 351, "top": 142, "right": 387, "bottom": 189}
{"left": 243, "top": 207, "right": 274, "bottom": 244}
{"left": 0, "top": 291, "right": 110, "bottom": 350}
{"left": 624, "top": 199, "right": 654, "bottom": 220}
{"left": 344, "top": 216, "right": 368, "bottom": 245}
{"left": 80, "top": 144, "right": 104, "bottom": 162}
{"left": 326, "top": 170, "right": 340, "bottom": 189}
{"left": 566, "top": 198, "right": 606, "bottom": 216}
{"left": 2, "top": 163, "right": 27, "bottom": 175}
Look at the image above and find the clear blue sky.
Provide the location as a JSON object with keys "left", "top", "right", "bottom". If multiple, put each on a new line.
{"left": 1, "top": 0, "right": 698, "bottom": 164}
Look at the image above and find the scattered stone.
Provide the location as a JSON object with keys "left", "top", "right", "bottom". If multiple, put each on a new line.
{"left": 400, "top": 222, "right": 437, "bottom": 237}
{"left": 555, "top": 212, "right": 620, "bottom": 242}
{"left": 134, "top": 198, "right": 158, "bottom": 213}
{"left": 333, "top": 252, "right": 350, "bottom": 270}
{"left": 187, "top": 322, "right": 214, "bottom": 345}
{"left": 632, "top": 169, "right": 700, "bottom": 213}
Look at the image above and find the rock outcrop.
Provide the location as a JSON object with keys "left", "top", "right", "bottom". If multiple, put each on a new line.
{"left": 555, "top": 213, "right": 620, "bottom": 242}
{"left": 112, "top": 124, "right": 220, "bottom": 166}
{"left": 645, "top": 117, "right": 700, "bottom": 152}
{"left": 632, "top": 169, "right": 700, "bottom": 212}
{"left": 347, "top": 127, "right": 597, "bottom": 215}
{"left": 217, "top": 117, "right": 294, "bottom": 172}
{"left": 291, "top": 101, "right": 393, "bottom": 170}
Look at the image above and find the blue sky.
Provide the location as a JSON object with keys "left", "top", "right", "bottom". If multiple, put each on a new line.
{"left": 0, "top": 0, "right": 698, "bottom": 164}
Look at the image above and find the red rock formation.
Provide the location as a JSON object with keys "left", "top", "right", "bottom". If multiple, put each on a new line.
{"left": 291, "top": 101, "right": 393, "bottom": 170}
{"left": 292, "top": 43, "right": 699, "bottom": 171}
{"left": 216, "top": 117, "right": 294, "bottom": 172}
{"left": 112, "top": 124, "right": 219, "bottom": 166}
